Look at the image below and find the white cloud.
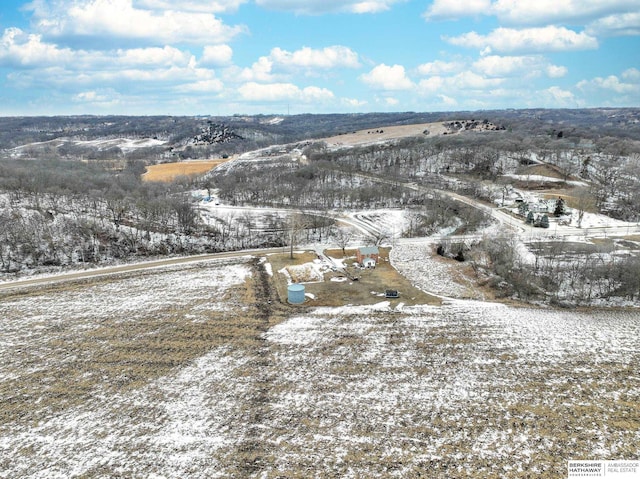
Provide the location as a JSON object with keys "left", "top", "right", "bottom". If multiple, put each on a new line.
{"left": 73, "top": 90, "right": 109, "bottom": 102}
{"left": 0, "top": 28, "right": 75, "bottom": 67}
{"left": 473, "top": 55, "right": 528, "bottom": 77}
{"left": 424, "top": 0, "right": 639, "bottom": 29}
{"left": 2, "top": 38, "right": 219, "bottom": 96}
{"left": 4, "top": 0, "right": 636, "bottom": 114}
{"left": 8, "top": 64, "right": 152, "bottom": 90}
{"left": 473, "top": 55, "right": 567, "bottom": 78}
{"left": 0, "top": 29, "right": 199, "bottom": 73}
{"left": 540, "top": 86, "right": 578, "bottom": 106}
{"left": 438, "top": 94, "right": 458, "bottom": 106}
{"left": 89, "top": 65, "right": 211, "bottom": 84}
{"left": 360, "top": 64, "right": 414, "bottom": 90}
{"left": 415, "top": 56, "right": 570, "bottom": 107}
{"left": 254, "top": 0, "right": 406, "bottom": 14}
{"left": 239, "top": 45, "right": 360, "bottom": 82}
{"left": 238, "top": 82, "right": 334, "bottom": 102}
{"left": 417, "top": 76, "right": 445, "bottom": 94}
{"left": 200, "top": 45, "right": 233, "bottom": 66}
{"left": 546, "top": 64, "right": 568, "bottom": 78}
{"left": 451, "top": 70, "right": 503, "bottom": 89}
{"left": 71, "top": 89, "right": 124, "bottom": 111}
{"left": 176, "top": 78, "right": 224, "bottom": 92}
{"left": 343, "top": 97, "right": 368, "bottom": 107}
{"left": 416, "top": 71, "right": 502, "bottom": 100}
{"left": 424, "top": 0, "right": 492, "bottom": 21}
{"left": 446, "top": 26, "right": 598, "bottom": 53}
{"left": 27, "top": 0, "right": 246, "bottom": 45}
{"left": 134, "top": 0, "right": 247, "bottom": 13}
{"left": 115, "top": 46, "right": 194, "bottom": 67}
{"left": 586, "top": 12, "right": 640, "bottom": 36}
{"left": 72, "top": 88, "right": 123, "bottom": 108}
{"left": 239, "top": 56, "right": 276, "bottom": 82}
{"left": 350, "top": 1, "right": 396, "bottom": 13}
{"left": 623, "top": 68, "right": 640, "bottom": 81}
{"left": 492, "top": 0, "right": 639, "bottom": 26}
{"left": 578, "top": 74, "right": 640, "bottom": 95}
{"left": 270, "top": 46, "right": 360, "bottom": 69}
{"left": 417, "top": 74, "right": 510, "bottom": 109}
{"left": 416, "top": 60, "right": 464, "bottom": 76}
{"left": 301, "top": 86, "right": 336, "bottom": 101}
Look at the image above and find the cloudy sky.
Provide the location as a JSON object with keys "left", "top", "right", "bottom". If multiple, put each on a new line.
{"left": 0, "top": 0, "right": 638, "bottom": 115}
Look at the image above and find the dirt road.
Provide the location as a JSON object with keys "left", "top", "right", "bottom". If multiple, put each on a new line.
{"left": 0, "top": 247, "right": 285, "bottom": 292}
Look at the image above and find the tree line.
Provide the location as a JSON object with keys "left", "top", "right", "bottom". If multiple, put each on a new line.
{"left": 0, "top": 157, "right": 291, "bottom": 273}
{"left": 460, "top": 233, "right": 640, "bottom": 305}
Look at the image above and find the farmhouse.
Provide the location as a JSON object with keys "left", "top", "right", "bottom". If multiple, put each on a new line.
{"left": 361, "top": 257, "right": 376, "bottom": 269}
{"left": 357, "top": 246, "right": 379, "bottom": 268}
{"left": 530, "top": 200, "right": 554, "bottom": 214}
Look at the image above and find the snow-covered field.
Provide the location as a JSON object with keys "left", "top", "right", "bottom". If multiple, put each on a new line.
{"left": 502, "top": 173, "right": 588, "bottom": 187}
{"left": 10, "top": 137, "right": 166, "bottom": 155}
{"left": 1, "top": 257, "right": 639, "bottom": 478}
{"left": 391, "top": 240, "right": 477, "bottom": 299}
{"left": 264, "top": 302, "right": 640, "bottom": 476}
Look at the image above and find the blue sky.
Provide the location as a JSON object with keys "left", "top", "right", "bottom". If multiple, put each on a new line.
{"left": 0, "top": 0, "right": 638, "bottom": 115}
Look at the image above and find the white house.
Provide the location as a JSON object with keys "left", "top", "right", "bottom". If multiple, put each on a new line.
{"left": 357, "top": 246, "right": 379, "bottom": 268}
{"left": 361, "top": 257, "right": 376, "bottom": 269}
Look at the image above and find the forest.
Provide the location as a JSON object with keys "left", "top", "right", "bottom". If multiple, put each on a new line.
{"left": 1, "top": 108, "right": 640, "bottom": 305}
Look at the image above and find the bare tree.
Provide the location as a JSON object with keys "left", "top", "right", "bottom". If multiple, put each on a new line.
{"left": 573, "top": 188, "right": 596, "bottom": 228}
{"left": 333, "top": 226, "right": 354, "bottom": 256}
{"left": 287, "top": 211, "right": 309, "bottom": 259}
{"left": 367, "top": 228, "right": 391, "bottom": 247}
{"left": 171, "top": 196, "right": 199, "bottom": 235}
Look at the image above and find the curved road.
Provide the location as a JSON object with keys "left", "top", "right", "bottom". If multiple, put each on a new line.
{"left": 358, "top": 172, "right": 640, "bottom": 240}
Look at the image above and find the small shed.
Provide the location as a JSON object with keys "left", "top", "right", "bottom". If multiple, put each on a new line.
{"left": 287, "top": 283, "right": 306, "bottom": 304}
{"left": 385, "top": 289, "right": 399, "bottom": 299}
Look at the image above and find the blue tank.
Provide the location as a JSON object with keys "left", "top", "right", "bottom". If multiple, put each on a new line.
{"left": 287, "top": 284, "right": 306, "bottom": 304}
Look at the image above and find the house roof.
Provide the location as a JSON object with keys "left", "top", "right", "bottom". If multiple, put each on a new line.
{"left": 358, "top": 246, "right": 379, "bottom": 255}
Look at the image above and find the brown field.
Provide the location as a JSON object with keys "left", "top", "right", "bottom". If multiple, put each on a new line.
{"left": 517, "top": 163, "right": 566, "bottom": 179}
{"left": 143, "top": 159, "right": 230, "bottom": 182}
{"left": 267, "top": 248, "right": 441, "bottom": 307}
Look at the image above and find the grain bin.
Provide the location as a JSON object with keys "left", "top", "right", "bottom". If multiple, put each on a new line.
{"left": 287, "top": 283, "right": 305, "bottom": 304}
